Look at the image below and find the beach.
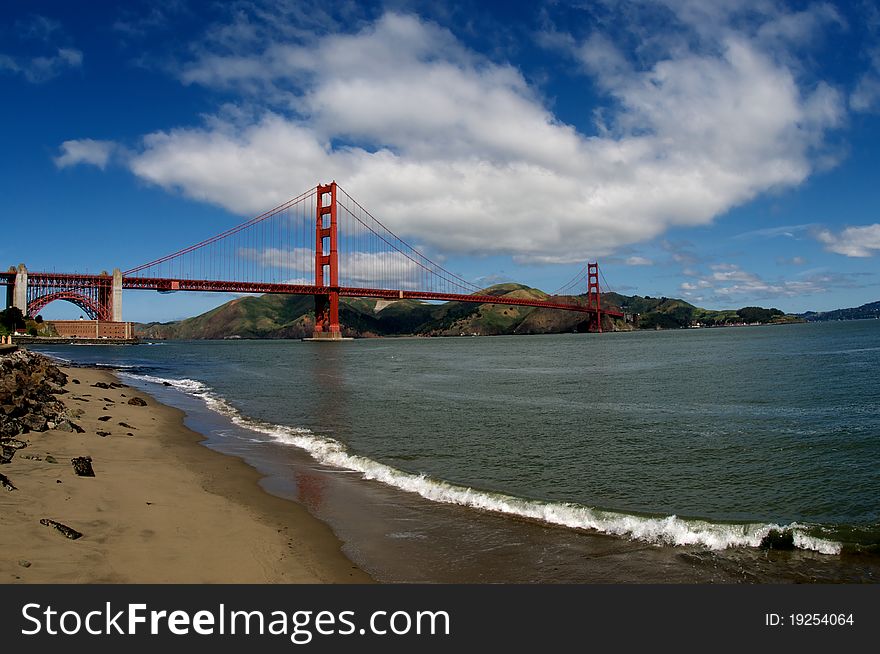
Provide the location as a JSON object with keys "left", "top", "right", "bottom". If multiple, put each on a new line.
{"left": 0, "top": 358, "right": 370, "bottom": 584}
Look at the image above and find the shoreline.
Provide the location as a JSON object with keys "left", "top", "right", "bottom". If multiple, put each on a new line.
{"left": 0, "top": 359, "right": 371, "bottom": 583}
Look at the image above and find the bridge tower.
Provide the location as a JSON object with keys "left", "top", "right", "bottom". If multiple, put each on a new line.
{"left": 13, "top": 264, "right": 28, "bottom": 314}
{"left": 587, "top": 262, "right": 602, "bottom": 333}
{"left": 111, "top": 268, "right": 123, "bottom": 321}
{"left": 313, "top": 182, "right": 342, "bottom": 339}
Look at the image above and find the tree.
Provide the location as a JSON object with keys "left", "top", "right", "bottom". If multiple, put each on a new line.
{"left": 0, "top": 307, "right": 25, "bottom": 332}
{"left": 35, "top": 315, "right": 44, "bottom": 323}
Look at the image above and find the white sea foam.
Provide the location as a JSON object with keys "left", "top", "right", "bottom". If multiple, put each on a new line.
{"left": 121, "top": 372, "right": 843, "bottom": 555}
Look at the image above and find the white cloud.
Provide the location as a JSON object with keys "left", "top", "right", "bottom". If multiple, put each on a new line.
{"left": 54, "top": 139, "right": 116, "bottom": 170}
{"left": 625, "top": 256, "right": 653, "bottom": 266}
{"left": 816, "top": 223, "right": 880, "bottom": 257}
{"left": 65, "top": 9, "right": 844, "bottom": 263}
{"left": 851, "top": 46, "right": 880, "bottom": 113}
{"left": 0, "top": 47, "right": 82, "bottom": 83}
{"left": 679, "top": 262, "right": 867, "bottom": 302}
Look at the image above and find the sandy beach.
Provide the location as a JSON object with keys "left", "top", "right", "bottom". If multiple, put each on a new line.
{"left": 0, "top": 359, "right": 371, "bottom": 583}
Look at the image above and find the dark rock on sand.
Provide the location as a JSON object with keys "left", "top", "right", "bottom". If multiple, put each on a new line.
{"left": 118, "top": 422, "right": 135, "bottom": 429}
{"left": 1, "top": 446, "right": 15, "bottom": 464}
{"left": 55, "top": 419, "right": 85, "bottom": 433}
{"left": 45, "top": 455, "right": 57, "bottom": 464}
{"left": 760, "top": 529, "right": 795, "bottom": 550}
{"left": 70, "top": 456, "right": 95, "bottom": 477}
{"left": 18, "top": 560, "right": 31, "bottom": 568}
{"left": 1, "top": 414, "right": 22, "bottom": 437}
{"left": 96, "top": 431, "right": 111, "bottom": 438}
{"left": 0, "top": 437, "right": 27, "bottom": 449}
{"left": 40, "top": 519, "right": 82, "bottom": 540}
{"left": 0, "top": 472, "right": 16, "bottom": 491}
{"left": 19, "top": 413, "right": 48, "bottom": 432}
{"left": 91, "top": 382, "right": 110, "bottom": 389}
{"left": 109, "top": 382, "right": 127, "bottom": 389}
{"left": 98, "top": 415, "right": 112, "bottom": 422}
{"left": 127, "top": 397, "right": 148, "bottom": 406}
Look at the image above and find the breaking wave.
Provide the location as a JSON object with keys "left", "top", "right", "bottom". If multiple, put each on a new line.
{"left": 121, "top": 372, "right": 842, "bottom": 555}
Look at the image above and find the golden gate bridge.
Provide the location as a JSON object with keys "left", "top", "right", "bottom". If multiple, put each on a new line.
{"left": 2, "top": 182, "right": 622, "bottom": 338}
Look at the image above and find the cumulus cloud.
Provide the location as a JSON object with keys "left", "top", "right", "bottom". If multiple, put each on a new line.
{"left": 815, "top": 223, "right": 880, "bottom": 257}
{"left": 625, "top": 256, "right": 653, "bottom": 266}
{"left": 54, "top": 139, "right": 117, "bottom": 170}
{"left": 64, "top": 7, "right": 845, "bottom": 263}
{"left": 0, "top": 47, "right": 82, "bottom": 83}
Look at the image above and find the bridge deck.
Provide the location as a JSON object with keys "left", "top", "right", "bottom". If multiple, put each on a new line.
{"left": 121, "top": 277, "right": 623, "bottom": 316}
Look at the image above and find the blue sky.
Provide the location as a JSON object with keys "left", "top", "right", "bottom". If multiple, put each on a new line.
{"left": 3, "top": 0, "right": 880, "bottom": 322}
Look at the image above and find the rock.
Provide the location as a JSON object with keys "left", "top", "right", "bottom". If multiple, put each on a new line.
{"left": 20, "top": 454, "right": 42, "bottom": 461}
{"left": 0, "top": 353, "right": 68, "bottom": 430}
{"left": 118, "top": 422, "right": 135, "bottom": 429}
{"left": 98, "top": 416, "right": 112, "bottom": 422}
{"left": 71, "top": 379, "right": 80, "bottom": 384}
{"left": 162, "top": 382, "right": 172, "bottom": 387}
{"left": 103, "top": 398, "right": 114, "bottom": 403}
{"left": 760, "top": 529, "right": 796, "bottom": 550}
{"left": 70, "top": 456, "right": 95, "bottom": 477}
{"left": 67, "top": 408, "right": 85, "bottom": 418}
{"left": 18, "top": 560, "right": 31, "bottom": 568}
{"left": 55, "top": 419, "right": 85, "bottom": 433}
{"left": 109, "top": 382, "right": 127, "bottom": 389}
{"left": 91, "top": 382, "right": 110, "bottom": 389}
{"left": 127, "top": 397, "right": 147, "bottom": 406}
{"left": 39, "top": 519, "right": 82, "bottom": 540}
{"left": 19, "top": 413, "right": 48, "bottom": 432}
{"left": 0, "top": 414, "right": 21, "bottom": 437}
{"left": 1, "top": 446, "right": 15, "bottom": 464}
{"left": 126, "top": 432, "right": 134, "bottom": 436}
{"left": 0, "top": 438, "right": 27, "bottom": 450}
{"left": 45, "top": 455, "right": 57, "bottom": 464}
{"left": 0, "top": 473, "right": 16, "bottom": 491}
{"left": 46, "top": 421, "right": 56, "bottom": 429}
{"left": 96, "top": 431, "right": 111, "bottom": 438}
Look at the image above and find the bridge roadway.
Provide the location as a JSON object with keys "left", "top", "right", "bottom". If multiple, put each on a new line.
{"left": 2, "top": 272, "right": 622, "bottom": 317}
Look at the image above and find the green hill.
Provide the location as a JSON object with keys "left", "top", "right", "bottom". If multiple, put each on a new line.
{"left": 135, "top": 285, "right": 796, "bottom": 339}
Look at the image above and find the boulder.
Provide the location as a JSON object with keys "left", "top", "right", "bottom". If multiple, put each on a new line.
{"left": 19, "top": 413, "right": 47, "bottom": 432}
{"left": 127, "top": 397, "right": 148, "bottom": 406}
{"left": 70, "top": 456, "right": 95, "bottom": 477}
{"left": 54, "top": 419, "right": 85, "bottom": 433}
{"left": 1, "top": 446, "right": 15, "bottom": 464}
{"left": 0, "top": 438, "right": 26, "bottom": 449}
{"left": 0, "top": 414, "right": 21, "bottom": 437}
{"left": 759, "top": 529, "right": 796, "bottom": 550}
{"left": 0, "top": 472, "right": 15, "bottom": 491}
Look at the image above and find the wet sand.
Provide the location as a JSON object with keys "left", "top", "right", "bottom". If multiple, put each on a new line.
{"left": 0, "top": 365, "right": 370, "bottom": 583}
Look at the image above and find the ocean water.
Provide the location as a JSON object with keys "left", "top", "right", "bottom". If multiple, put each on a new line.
{"left": 34, "top": 320, "right": 880, "bottom": 581}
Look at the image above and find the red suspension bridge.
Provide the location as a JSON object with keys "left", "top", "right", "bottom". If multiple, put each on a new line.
{"left": 2, "top": 182, "right": 622, "bottom": 338}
